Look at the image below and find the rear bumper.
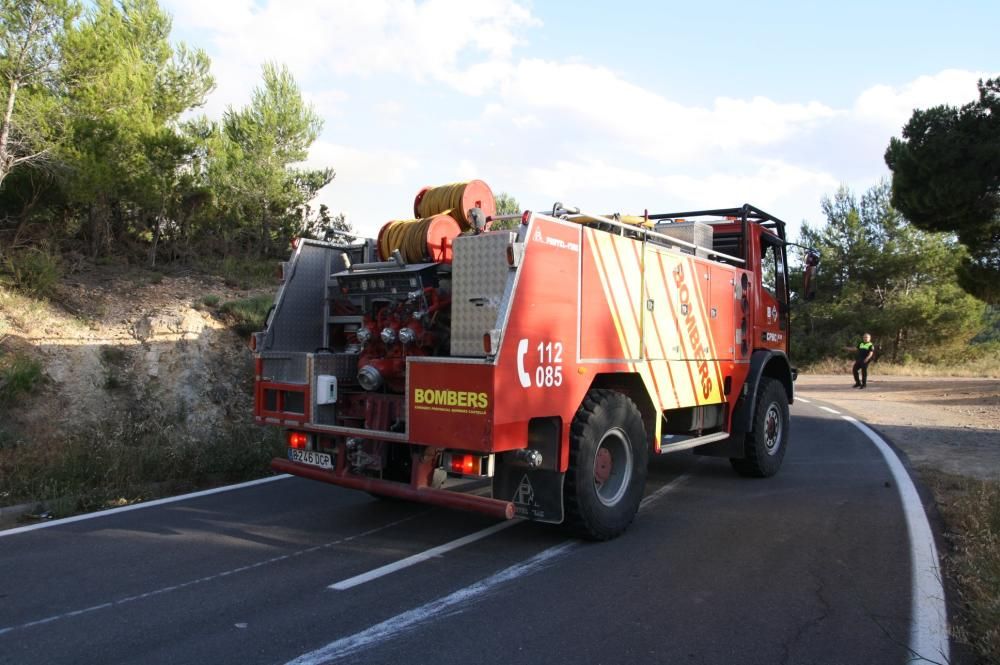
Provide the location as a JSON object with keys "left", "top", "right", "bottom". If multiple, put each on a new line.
{"left": 270, "top": 458, "right": 515, "bottom": 520}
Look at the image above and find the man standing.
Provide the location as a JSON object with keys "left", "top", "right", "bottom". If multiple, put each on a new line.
{"left": 852, "top": 333, "right": 875, "bottom": 389}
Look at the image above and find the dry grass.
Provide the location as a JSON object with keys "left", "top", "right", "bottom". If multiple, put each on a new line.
{"left": 923, "top": 470, "right": 1000, "bottom": 664}
{"left": 0, "top": 409, "right": 283, "bottom": 516}
{"left": 802, "top": 355, "right": 1000, "bottom": 379}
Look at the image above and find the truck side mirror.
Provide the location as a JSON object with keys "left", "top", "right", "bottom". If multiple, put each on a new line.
{"left": 802, "top": 251, "right": 819, "bottom": 302}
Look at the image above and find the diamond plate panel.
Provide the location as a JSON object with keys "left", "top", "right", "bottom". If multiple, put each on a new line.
{"left": 263, "top": 243, "right": 328, "bottom": 352}
{"left": 260, "top": 352, "right": 308, "bottom": 383}
{"left": 652, "top": 221, "right": 713, "bottom": 253}
{"left": 312, "top": 352, "right": 359, "bottom": 383}
{"left": 450, "top": 232, "right": 517, "bottom": 357}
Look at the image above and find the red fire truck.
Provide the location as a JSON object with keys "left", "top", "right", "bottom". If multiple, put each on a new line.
{"left": 254, "top": 182, "right": 817, "bottom": 540}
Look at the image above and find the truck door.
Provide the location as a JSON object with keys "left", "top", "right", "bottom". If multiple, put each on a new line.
{"left": 756, "top": 232, "right": 788, "bottom": 352}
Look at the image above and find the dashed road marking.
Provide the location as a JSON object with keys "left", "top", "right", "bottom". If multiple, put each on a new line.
{"left": 287, "top": 472, "right": 694, "bottom": 665}
{"left": 329, "top": 520, "right": 519, "bottom": 590}
{"left": 0, "top": 514, "right": 424, "bottom": 637}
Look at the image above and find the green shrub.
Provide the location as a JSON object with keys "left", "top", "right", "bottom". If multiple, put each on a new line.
{"left": 0, "top": 353, "right": 45, "bottom": 405}
{"left": 3, "top": 248, "right": 62, "bottom": 298}
{"left": 219, "top": 295, "right": 273, "bottom": 336}
{"left": 208, "top": 256, "right": 277, "bottom": 290}
{"left": 199, "top": 294, "right": 221, "bottom": 308}
{"left": 0, "top": 414, "right": 284, "bottom": 514}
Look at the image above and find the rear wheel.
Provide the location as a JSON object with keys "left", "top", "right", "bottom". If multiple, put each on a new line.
{"left": 730, "top": 377, "right": 789, "bottom": 477}
{"left": 564, "top": 389, "right": 648, "bottom": 540}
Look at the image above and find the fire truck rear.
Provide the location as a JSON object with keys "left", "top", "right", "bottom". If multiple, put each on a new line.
{"left": 252, "top": 180, "right": 817, "bottom": 540}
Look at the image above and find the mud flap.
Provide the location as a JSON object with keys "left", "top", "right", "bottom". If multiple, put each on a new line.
{"left": 493, "top": 466, "right": 565, "bottom": 523}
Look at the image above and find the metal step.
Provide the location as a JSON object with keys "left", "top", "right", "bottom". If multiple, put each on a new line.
{"left": 658, "top": 431, "right": 729, "bottom": 454}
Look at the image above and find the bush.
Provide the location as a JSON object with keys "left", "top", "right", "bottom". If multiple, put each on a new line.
{"left": 199, "top": 294, "right": 221, "bottom": 308}
{"left": 219, "top": 295, "right": 273, "bottom": 336}
{"left": 208, "top": 256, "right": 277, "bottom": 290}
{"left": 2, "top": 248, "right": 62, "bottom": 298}
{"left": 0, "top": 353, "right": 45, "bottom": 405}
{"left": 0, "top": 413, "right": 284, "bottom": 514}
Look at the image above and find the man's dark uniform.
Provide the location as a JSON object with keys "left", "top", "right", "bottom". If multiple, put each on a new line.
{"left": 853, "top": 341, "right": 874, "bottom": 388}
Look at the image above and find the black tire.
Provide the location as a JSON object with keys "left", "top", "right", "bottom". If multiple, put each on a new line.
{"left": 730, "top": 377, "right": 789, "bottom": 477}
{"left": 564, "top": 389, "right": 648, "bottom": 540}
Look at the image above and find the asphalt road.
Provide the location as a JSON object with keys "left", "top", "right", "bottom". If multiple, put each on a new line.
{"left": 0, "top": 399, "right": 948, "bottom": 665}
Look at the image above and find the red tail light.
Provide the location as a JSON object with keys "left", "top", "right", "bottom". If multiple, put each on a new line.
{"left": 521, "top": 210, "right": 531, "bottom": 225}
{"left": 450, "top": 454, "right": 477, "bottom": 474}
{"left": 288, "top": 431, "right": 308, "bottom": 449}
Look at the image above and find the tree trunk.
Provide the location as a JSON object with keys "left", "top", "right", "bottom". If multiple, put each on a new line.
{"left": 0, "top": 78, "right": 21, "bottom": 189}
{"left": 891, "top": 328, "right": 904, "bottom": 363}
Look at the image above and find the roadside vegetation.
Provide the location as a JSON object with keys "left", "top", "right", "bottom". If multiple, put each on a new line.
{"left": 219, "top": 295, "right": 274, "bottom": 336}
{"left": 0, "top": 350, "right": 45, "bottom": 405}
{"left": 924, "top": 472, "right": 1000, "bottom": 664}
{"left": 0, "top": 411, "right": 283, "bottom": 518}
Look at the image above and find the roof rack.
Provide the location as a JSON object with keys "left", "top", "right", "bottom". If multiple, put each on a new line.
{"left": 648, "top": 204, "right": 787, "bottom": 242}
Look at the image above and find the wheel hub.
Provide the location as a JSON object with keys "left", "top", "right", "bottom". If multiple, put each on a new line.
{"left": 764, "top": 403, "right": 782, "bottom": 455}
{"left": 594, "top": 449, "right": 612, "bottom": 484}
{"left": 593, "top": 427, "right": 634, "bottom": 507}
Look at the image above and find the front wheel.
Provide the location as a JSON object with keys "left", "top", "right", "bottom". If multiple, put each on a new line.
{"left": 730, "top": 377, "right": 789, "bottom": 477}
{"left": 564, "top": 389, "right": 648, "bottom": 540}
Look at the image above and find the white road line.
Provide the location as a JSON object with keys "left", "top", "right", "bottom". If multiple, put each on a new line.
{"left": 841, "top": 416, "right": 950, "bottom": 664}
{"left": 796, "top": 397, "right": 811, "bottom": 403}
{"left": 329, "top": 520, "right": 519, "bottom": 590}
{"left": 290, "top": 541, "right": 577, "bottom": 665}
{"left": 0, "top": 475, "right": 291, "bottom": 538}
{"left": 288, "top": 471, "right": 695, "bottom": 665}
{"left": 819, "top": 406, "right": 840, "bottom": 415}
{"left": 0, "top": 513, "right": 425, "bottom": 637}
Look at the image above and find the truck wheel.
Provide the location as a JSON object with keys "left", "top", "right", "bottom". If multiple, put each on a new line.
{"left": 564, "top": 389, "right": 648, "bottom": 540}
{"left": 730, "top": 377, "right": 789, "bottom": 478}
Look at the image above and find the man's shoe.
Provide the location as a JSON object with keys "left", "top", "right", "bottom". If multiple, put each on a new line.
{"left": 860, "top": 384, "right": 866, "bottom": 389}
{"left": 853, "top": 384, "right": 861, "bottom": 388}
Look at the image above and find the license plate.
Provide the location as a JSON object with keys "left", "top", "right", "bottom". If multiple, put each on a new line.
{"left": 288, "top": 448, "right": 333, "bottom": 469}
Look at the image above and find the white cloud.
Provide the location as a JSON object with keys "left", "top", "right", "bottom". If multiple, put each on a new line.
{"left": 464, "top": 59, "right": 839, "bottom": 164}
{"left": 307, "top": 141, "right": 419, "bottom": 186}
{"left": 163, "top": 1, "right": 989, "bottom": 239}
{"left": 164, "top": 0, "right": 539, "bottom": 112}
{"left": 854, "top": 69, "right": 986, "bottom": 128}
{"left": 303, "top": 89, "right": 350, "bottom": 117}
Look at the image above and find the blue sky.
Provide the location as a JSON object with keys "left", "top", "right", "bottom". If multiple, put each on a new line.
{"left": 162, "top": 0, "right": 998, "bottom": 240}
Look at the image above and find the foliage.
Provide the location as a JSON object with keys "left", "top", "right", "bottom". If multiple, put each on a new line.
{"left": 885, "top": 78, "right": 1000, "bottom": 303}
{"left": 792, "top": 181, "right": 986, "bottom": 364}
{"left": 219, "top": 294, "right": 273, "bottom": 336}
{"left": 303, "top": 203, "right": 355, "bottom": 243}
{"left": 0, "top": 0, "right": 81, "bottom": 188}
{"left": 0, "top": 3, "right": 335, "bottom": 269}
{"left": 0, "top": 411, "right": 283, "bottom": 512}
{"left": 490, "top": 191, "right": 521, "bottom": 230}
{"left": 207, "top": 255, "right": 277, "bottom": 289}
{"left": 0, "top": 351, "right": 44, "bottom": 404}
{"left": 1, "top": 244, "right": 60, "bottom": 296}
{"left": 205, "top": 62, "right": 333, "bottom": 257}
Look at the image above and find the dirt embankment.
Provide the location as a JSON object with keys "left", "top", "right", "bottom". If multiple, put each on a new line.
{"left": 1, "top": 269, "right": 259, "bottom": 442}
{"left": 795, "top": 374, "right": 1000, "bottom": 481}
